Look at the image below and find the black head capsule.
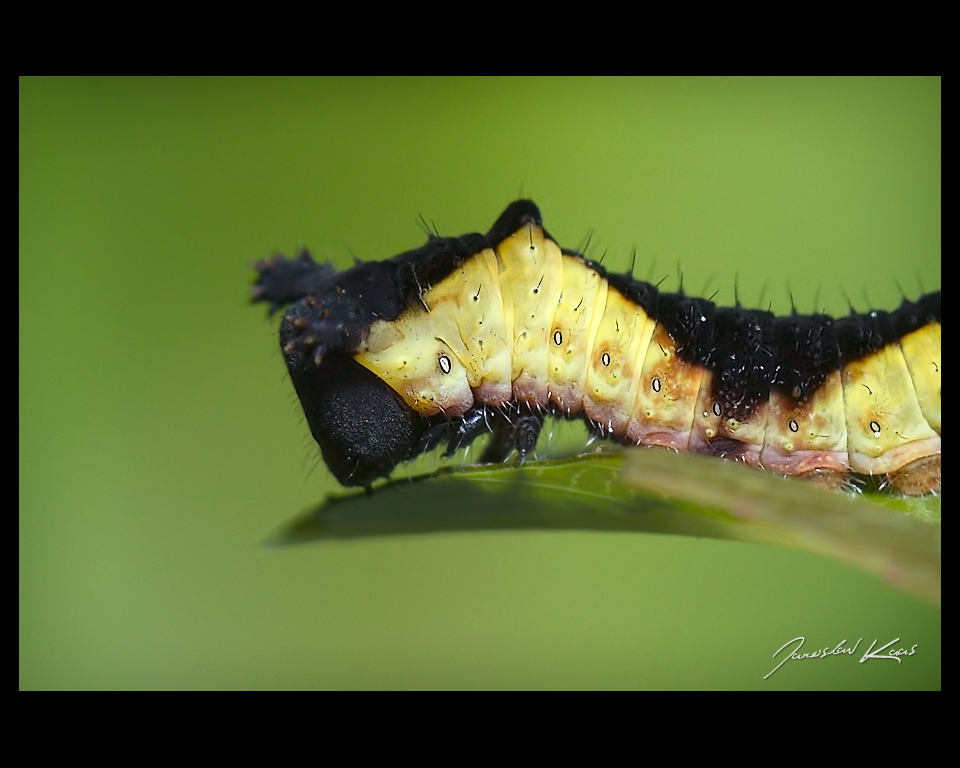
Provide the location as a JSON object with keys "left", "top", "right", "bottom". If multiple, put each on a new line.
{"left": 288, "top": 354, "right": 428, "bottom": 487}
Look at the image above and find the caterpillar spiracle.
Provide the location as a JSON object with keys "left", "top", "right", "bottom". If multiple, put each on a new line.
{"left": 251, "top": 201, "right": 941, "bottom": 494}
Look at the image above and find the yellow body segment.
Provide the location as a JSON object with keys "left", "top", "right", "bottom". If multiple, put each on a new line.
{"left": 841, "top": 342, "right": 940, "bottom": 474}
{"left": 356, "top": 319, "right": 474, "bottom": 417}
{"left": 688, "top": 370, "right": 726, "bottom": 457}
{"left": 899, "top": 322, "right": 941, "bottom": 434}
{"left": 546, "top": 256, "right": 608, "bottom": 415}
{"left": 582, "top": 288, "right": 656, "bottom": 436}
{"left": 687, "top": 370, "right": 770, "bottom": 466}
{"left": 408, "top": 248, "right": 513, "bottom": 407}
{"left": 495, "top": 224, "right": 564, "bottom": 407}
{"left": 714, "top": 405, "right": 768, "bottom": 466}
{"left": 627, "top": 323, "right": 703, "bottom": 450}
{"left": 759, "top": 371, "right": 849, "bottom": 474}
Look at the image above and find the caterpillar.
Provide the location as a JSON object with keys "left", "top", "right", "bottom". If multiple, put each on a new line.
{"left": 251, "top": 201, "right": 941, "bottom": 495}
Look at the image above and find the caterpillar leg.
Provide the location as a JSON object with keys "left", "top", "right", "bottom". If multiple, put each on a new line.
{"left": 413, "top": 422, "right": 456, "bottom": 457}
{"left": 887, "top": 455, "right": 941, "bottom": 496}
{"left": 443, "top": 407, "right": 496, "bottom": 457}
{"left": 448, "top": 408, "right": 545, "bottom": 465}
{"left": 514, "top": 413, "right": 545, "bottom": 464}
{"left": 480, "top": 421, "right": 517, "bottom": 464}
{"left": 795, "top": 468, "right": 849, "bottom": 490}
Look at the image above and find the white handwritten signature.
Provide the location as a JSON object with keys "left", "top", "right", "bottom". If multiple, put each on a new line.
{"left": 764, "top": 637, "right": 918, "bottom": 679}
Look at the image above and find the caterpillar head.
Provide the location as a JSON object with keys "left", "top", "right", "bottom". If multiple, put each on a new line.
{"left": 254, "top": 201, "right": 546, "bottom": 487}
{"left": 286, "top": 350, "right": 429, "bottom": 488}
{"left": 265, "top": 258, "right": 422, "bottom": 487}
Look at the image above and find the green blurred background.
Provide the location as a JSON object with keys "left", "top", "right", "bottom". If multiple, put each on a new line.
{"left": 20, "top": 77, "right": 940, "bottom": 689}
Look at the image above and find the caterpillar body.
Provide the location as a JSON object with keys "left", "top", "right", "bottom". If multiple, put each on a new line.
{"left": 252, "top": 201, "right": 941, "bottom": 494}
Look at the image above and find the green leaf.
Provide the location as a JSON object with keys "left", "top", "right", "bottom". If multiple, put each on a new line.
{"left": 266, "top": 449, "right": 940, "bottom": 607}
